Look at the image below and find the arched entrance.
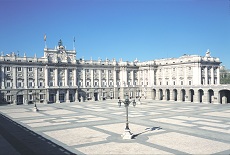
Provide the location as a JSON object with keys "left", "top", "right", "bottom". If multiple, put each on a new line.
{"left": 166, "top": 89, "right": 170, "bottom": 100}
{"left": 173, "top": 89, "right": 177, "bottom": 101}
{"left": 208, "top": 89, "right": 214, "bottom": 103}
{"left": 219, "top": 90, "right": 230, "bottom": 104}
{"left": 152, "top": 89, "right": 156, "bottom": 100}
{"left": 159, "top": 89, "right": 163, "bottom": 100}
{"left": 198, "top": 89, "right": 204, "bottom": 103}
{"left": 189, "top": 89, "right": 194, "bottom": 102}
{"left": 181, "top": 89, "right": 186, "bottom": 102}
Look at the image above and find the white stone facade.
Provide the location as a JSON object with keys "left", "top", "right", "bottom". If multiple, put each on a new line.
{"left": 0, "top": 40, "right": 229, "bottom": 104}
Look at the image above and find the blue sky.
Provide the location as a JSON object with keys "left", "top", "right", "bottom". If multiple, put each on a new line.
{"left": 0, "top": 0, "right": 229, "bottom": 68}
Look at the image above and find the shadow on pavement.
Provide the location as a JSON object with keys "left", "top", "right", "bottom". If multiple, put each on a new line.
{"left": 0, "top": 113, "right": 75, "bottom": 155}
{"left": 132, "top": 126, "right": 162, "bottom": 139}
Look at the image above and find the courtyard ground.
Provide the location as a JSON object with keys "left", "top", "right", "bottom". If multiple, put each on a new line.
{"left": 0, "top": 99, "right": 229, "bottom": 154}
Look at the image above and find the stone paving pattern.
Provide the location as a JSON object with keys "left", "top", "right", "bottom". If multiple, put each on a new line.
{"left": 0, "top": 100, "right": 229, "bottom": 154}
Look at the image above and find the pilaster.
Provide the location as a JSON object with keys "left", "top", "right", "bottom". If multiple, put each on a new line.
{"left": 56, "top": 89, "right": 60, "bottom": 103}
{"left": 1, "top": 66, "right": 5, "bottom": 89}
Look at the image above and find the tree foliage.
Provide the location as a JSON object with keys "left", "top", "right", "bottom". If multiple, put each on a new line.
{"left": 220, "top": 67, "right": 230, "bottom": 84}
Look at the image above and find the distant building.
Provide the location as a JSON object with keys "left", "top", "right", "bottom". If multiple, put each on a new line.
{"left": 0, "top": 40, "right": 229, "bottom": 104}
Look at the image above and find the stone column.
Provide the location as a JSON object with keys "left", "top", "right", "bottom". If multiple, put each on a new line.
{"left": 34, "top": 68, "right": 38, "bottom": 88}
{"left": 170, "top": 90, "right": 174, "bottom": 101}
{"left": 75, "top": 89, "right": 78, "bottom": 102}
{"left": 178, "top": 90, "right": 182, "bottom": 102}
{"left": 156, "top": 90, "right": 160, "bottom": 100}
{"left": 56, "top": 89, "right": 60, "bottom": 103}
{"left": 65, "top": 68, "right": 68, "bottom": 86}
{"left": 73, "top": 68, "right": 77, "bottom": 86}
{"left": 205, "top": 67, "right": 208, "bottom": 85}
{"left": 1, "top": 66, "right": 5, "bottom": 89}
{"left": 106, "top": 69, "right": 109, "bottom": 87}
{"left": 99, "top": 70, "right": 102, "bottom": 87}
{"left": 83, "top": 69, "right": 86, "bottom": 88}
{"left": 66, "top": 89, "right": 70, "bottom": 102}
{"left": 203, "top": 90, "right": 209, "bottom": 104}
{"left": 23, "top": 67, "right": 27, "bottom": 89}
{"left": 217, "top": 67, "right": 220, "bottom": 85}
{"left": 44, "top": 65, "right": 49, "bottom": 87}
{"left": 12, "top": 67, "right": 16, "bottom": 89}
{"left": 113, "top": 69, "right": 117, "bottom": 87}
{"left": 193, "top": 90, "right": 199, "bottom": 103}
{"left": 163, "top": 89, "right": 167, "bottom": 101}
{"left": 44, "top": 89, "right": 49, "bottom": 104}
{"left": 130, "top": 70, "right": 134, "bottom": 86}
{"left": 55, "top": 68, "right": 58, "bottom": 87}
{"left": 185, "top": 90, "right": 190, "bottom": 102}
{"left": 211, "top": 67, "right": 214, "bottom": 85}
{"left": 137, "top": 70, "right": 140, "bottom": 86}
{"left": 91, "top": 69, "right": 94, "bottom": 87}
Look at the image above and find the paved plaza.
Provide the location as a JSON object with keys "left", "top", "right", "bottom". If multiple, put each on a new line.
{"left": 0, "top": 99, "right": 229, "bottom": 154}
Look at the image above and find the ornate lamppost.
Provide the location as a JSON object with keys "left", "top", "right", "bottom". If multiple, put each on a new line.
{"left": 118, "top": 93, "right": 136, "bottom": 139}
{"left": 32, "top": 92, "right": 39, "bottom": 112}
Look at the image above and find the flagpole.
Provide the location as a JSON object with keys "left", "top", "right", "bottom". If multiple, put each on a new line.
{"left": 44, "top": 34, "right": 47, "bottom": 48}
{"left": 73, "top": 36, "right": 75, "bottom": 50}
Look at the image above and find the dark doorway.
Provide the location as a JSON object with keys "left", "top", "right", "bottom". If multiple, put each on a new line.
{"left": 94, "top": 93, "right": 98, "bottom": 101}
{"left": 49, "top": 94, "right": 55, "bottom": 103}
{"left": 17, "top": 95, "right": 23, "bottom": 105}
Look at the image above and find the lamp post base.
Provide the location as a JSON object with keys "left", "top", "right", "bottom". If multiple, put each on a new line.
{"left": 33, "top": 104, "right": 39, "bottom": 112}
{"left": 122, "top": 129, "right": 133, "bottom": 139}
{"left": 33, "top": 107, "right": 38, "bottom": 112}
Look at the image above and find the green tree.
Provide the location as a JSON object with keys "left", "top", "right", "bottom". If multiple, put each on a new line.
{"left": 220, "top": 66, "right": 230, "bottom": 84}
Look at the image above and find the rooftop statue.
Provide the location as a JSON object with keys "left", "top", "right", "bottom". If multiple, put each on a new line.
{"left": 58, "top": 39, "right": 63, "bottom": 47}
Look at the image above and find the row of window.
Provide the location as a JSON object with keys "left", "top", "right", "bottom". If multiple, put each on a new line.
{"left": 5, "top": 81, "right": 44, "bottom": 88}
{"left": 6, "top": 94, "right": 44, "bottom": 102}
{"left": 5, "top": 67, "right": 43, "bottom": 72}
{"left": 159, "top": 81, "right": 192, "bottom": 86}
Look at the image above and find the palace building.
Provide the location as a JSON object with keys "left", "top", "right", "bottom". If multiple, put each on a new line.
{"left": 0, "top": 39, "right": 229, "bottom": 104}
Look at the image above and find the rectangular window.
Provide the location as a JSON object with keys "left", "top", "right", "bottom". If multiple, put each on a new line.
{"left": 40, "top": 94, "right": 44, "bottom": 100}
{"left": 86, "top": 81, "right": 90, "bottom": 86}
{"left": 17, "top": 67, "right": 22, "bottom": 71}
{"left": 28, "top": 67, "right": 33, "bottom": 72}
{"left": 6, "top": 82, "right": 11, "bottom": 87}
{"left": 18, "top": 82, "right": 22, "bottom": 88}
{"left": 189, "top": 81, "right": 191, "bottom": 85}
{"left": 181, "top": 81, "right": 183, "bottom": 85}
{"left": 39, "top": 68, "right": 43, "bottom": 72}
{"left": 49, "top": 81, "right": 53, "bottom": 86}
{"left": 109, "top": 81, "right": 113, "bottom": 86}
{"left": 39, "top": 82, "right": 43, "bottom": 87}
{"left": 50, "top": 68, "right": 53, "bottom": 72}
{"left": 7, "top": 95, "right": 11, "bottom": 101}
{"left": 69, "top": 81, "right": 72, "bottom": 86}
{"left": 6, "top": 67, "right": 10, "bottom": 71}
{"left": 29, "top": 95, "right": 33, "bottom": 100}
{"left": 29, "top": 82, "right": 33, "bottom": 87}
{"left": 59, "top": 82, "right": 63, "bottom": 86}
